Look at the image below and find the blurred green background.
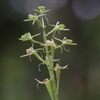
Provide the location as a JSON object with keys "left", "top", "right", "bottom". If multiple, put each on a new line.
{"left": 0, "top": 0, "right": 100, "bottom": 100}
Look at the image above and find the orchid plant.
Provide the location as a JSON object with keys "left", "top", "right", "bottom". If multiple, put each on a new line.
{"left": 19, "top": 6, "right": 77, "bottom": 100}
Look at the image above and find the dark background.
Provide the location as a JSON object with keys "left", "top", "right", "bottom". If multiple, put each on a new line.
{"left": 0, "top": 0, "right": 100, "bottom": 100}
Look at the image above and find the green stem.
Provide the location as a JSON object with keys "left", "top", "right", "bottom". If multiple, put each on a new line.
{"left": 51, "top": 46, "right": 59, "bottom": 100}
{"left": 31, "top": 39, "right": 43, "bottom": 44}
{"left": 41, "top": 17, "right": 50, "bottom": 66}
{"left": 41, "top": 17, "right": 58, "bottom": 100}
{"left": 46, "top": 27, "right": 56, "bottom": 37}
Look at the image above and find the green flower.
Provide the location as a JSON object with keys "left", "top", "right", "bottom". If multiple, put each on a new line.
{"left": 19, "top": 32, "right": 32, "bottom": 41}
{"left": 20, "top": 47, "right": 44, "bottom": 62}
{"left": 46, "top": 22, "right": 70, "bottom": 37}
{"left": 24, "top": 13, "right": 45, "bottom": 25}
{"left": 62, "top": 37, "right": 77, "bottom": 45}
{"left": 53, "top": 63, "right": 68, "bottom": 92}
{"left": 54, "top": 37, "right": 77, "bottom": 45}
{"left": 54, "top": 37, "right": 77, "bottom": 53}
{"left": 33, "top": 6, "right": 50, "bottom": 14}
{"left": 19, "top": 32, "right": 41, "bottom": 43}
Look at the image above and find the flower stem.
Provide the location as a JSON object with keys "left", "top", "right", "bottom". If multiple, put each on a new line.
{"left": 41, "top": 17, "right": 58, "bottom": 100}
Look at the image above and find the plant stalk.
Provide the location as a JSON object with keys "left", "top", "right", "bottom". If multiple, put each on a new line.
{"left": 41, "top": 17, "right": 58, "bottom": 100}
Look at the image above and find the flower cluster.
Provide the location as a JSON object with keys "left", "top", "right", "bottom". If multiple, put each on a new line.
{"left": 19, "top": 6, "right": 77, "bottom": 100}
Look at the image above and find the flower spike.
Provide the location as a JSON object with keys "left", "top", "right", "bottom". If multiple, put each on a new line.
{"left": 19, "top": 6, "right": 77, "bottom": 100}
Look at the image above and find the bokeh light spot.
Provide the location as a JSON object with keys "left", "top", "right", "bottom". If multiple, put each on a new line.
{"left": 72, "top": 0, "right": 100, "bottom": 20}
{"left": 10, "top": 0, "right": 68, "bottom": 14}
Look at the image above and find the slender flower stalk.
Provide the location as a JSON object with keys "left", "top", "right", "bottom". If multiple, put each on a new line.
{"left": 19, "top": 6, "right": 77, "bottom": 100}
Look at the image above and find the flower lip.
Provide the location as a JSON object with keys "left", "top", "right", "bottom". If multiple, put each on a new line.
{"left": 53, "top": 63, "right": 68, "bottom": 71}
{"left": 41, "top": 40, "right": 56, "bottom": 47}
{"left": 35, "top": 78, "right": 49, "bottom": 89}
{"left": 26, "top": 47, "right": 34, "bottom": 54}
{"left": 46, "top": 40, "right": 54, "bottom": 45}
{"left": 20, "top": 47, "right": 34, "bottom": 58}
